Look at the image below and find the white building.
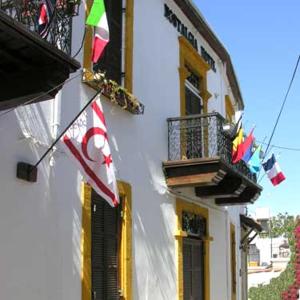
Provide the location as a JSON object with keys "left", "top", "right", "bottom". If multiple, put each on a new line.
{"left": 0, "top": 0, "right": 262, "bottom": 300}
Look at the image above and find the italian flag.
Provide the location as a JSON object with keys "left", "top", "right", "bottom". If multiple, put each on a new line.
{"left": 86, "top": 0, "right": 110, "bottom": 63}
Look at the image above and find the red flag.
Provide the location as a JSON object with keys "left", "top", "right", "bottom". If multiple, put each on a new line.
{"left": 233, "top": 129, "right": 254, "bottom": 164}
{"left": 61, "top": 96, "right": 119, "bottom": 207}
{"left": 92, "top": 28, "right": 109, "bottom": 63}
{"left": 38, "top": 0, "right": 53, "bottom": 38}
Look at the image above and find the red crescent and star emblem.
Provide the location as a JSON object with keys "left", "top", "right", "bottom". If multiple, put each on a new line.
{"left": 81, "top": 127, "right": 108, "bottom": 162}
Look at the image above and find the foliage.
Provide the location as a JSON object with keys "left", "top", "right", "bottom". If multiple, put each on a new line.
{"left": 249, "top": 214, "right": 296, "bottom": 300}
{"left": 259, "top": 213, "right": 295, "bottom": 239}
{"left": 270, "top": 213, "right": 295, "bottom": 238}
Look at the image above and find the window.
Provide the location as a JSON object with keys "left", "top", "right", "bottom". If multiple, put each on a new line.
{"left": 91, "top": 191, "right": 122, "bottom": 299}
{"left": 178, "top": 36, "right": 211, "bottom": 116}
{"left": 83, "top": 0, "right": 134, "bottom": 92}
{"left": 93, "top": 0, "right": 123, "bottom": 84}
{"left": 185, "top": 66, "right": 203, "bottom": 116}
{"left": 81, "top": 182, "right": 132, "bottom": 300}
{"left": 176, "top": 199, "right": 210, "bottom": 300}
{"left": 182, "top": 212, "right": 206, "bottom": 300}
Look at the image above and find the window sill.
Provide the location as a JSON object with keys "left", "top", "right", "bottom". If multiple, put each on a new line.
{"left": 82, "top": 68, "right": 144, "bottom": 115}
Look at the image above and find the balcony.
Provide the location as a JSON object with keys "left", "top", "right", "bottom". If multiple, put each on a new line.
{"left": 162, "top": 113, "right": 262, "bottom": 205}
{"left": 0, "top": 0, "right": 80, "bottom": 109}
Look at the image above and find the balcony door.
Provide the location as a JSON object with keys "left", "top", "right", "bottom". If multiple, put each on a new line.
{"left": 185, "top": 81, "right": 202, "bottom": 115}
{"left": 184, "top": 69, "right": 203, "bottom": 158}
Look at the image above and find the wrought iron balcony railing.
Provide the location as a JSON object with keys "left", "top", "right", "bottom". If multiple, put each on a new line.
{"left": 167, "top": 113, "right": 256, "bottom": 182}
{"left": 0, "top": 0, "right": 80, "bottom": 54}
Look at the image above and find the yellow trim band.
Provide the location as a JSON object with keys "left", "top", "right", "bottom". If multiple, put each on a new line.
{"left": 118, "top": 181, "right": 133, "bottom": 299}
{"left": 81, "top": 183, "right": 92, "bottom": 300}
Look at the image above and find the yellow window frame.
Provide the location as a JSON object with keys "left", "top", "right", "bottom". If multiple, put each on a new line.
{"left": 175, "top": 198, "right": 211, "bottom": 300}
{"left": 225, "top": 95, "right": 235, "bottom": 124}
{"left": 178, "top": 36, "right": 212, "bottom": 116}
{"left": 81, "top": 181, "right": 133, "bottom": 300}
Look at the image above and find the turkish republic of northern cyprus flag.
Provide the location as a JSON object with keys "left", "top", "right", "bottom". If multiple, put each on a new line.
{"left": 61, "top": 96, "right": 119, "bottom": 207}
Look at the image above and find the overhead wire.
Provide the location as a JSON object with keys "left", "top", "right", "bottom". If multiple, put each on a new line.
{"left": 262, "top": 55, "right": 300, "bottom": 161}
{"left": 257, "top": 140, "right": 300, "bottom": 152}
{"left": 0, "top": 71, "right": 82, "bottom": 119}
{"left": 0, "top": 18, "right": 88, "bottom": 118}
{"left": 72, "top": 26, "right": 87, "bottom": 59}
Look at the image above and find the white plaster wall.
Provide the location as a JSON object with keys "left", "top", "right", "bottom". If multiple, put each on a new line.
{"left": 0, "top": 98, "right": 83, "bottom": 300}
{"left": 0, "top": 4, "right": 86, "bottom": 297}
{"left": 0, "top": 0, "right": 246, "bottom": 300}
{"left": 209, "top": 207, "right": 231, "bottom": 300}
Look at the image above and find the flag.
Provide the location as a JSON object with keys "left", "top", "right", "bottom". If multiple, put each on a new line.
{"left": 262, "top": 154, "right": 286, "bottom": 186}
{"left": 230, "top": 115, "right": 242, "bottom": 141}
{"left": 232, "top": 128, "right": 254, "bottom": 164}
{"left": 240, "top": 129, "right": 255, "bottom": 162}
{"left": 61, "top": 96, "right": 119, "bottom": 207}
{"left": 86, "top": 0, "right": 110, "bottom": 63}
{"left": 232, "top": 128, "right": 243, "bottom": 162}
{"left": 248, "top": 145, "right": 261, "bottom": 174}
{"left": 38, "top": 0, "right": 54, "bottom": 38}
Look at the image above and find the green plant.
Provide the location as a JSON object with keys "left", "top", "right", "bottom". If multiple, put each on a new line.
{"left": 249, "top": 214, "right": 296, "bottom": 300}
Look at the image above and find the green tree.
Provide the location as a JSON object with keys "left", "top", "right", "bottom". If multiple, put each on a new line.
{"left": 249, "top": 214, "right": 296, "bottom": 300}
{"left": 259, "top": 213, "right": 295, "bottom": 239}
{"left": 269, "top": 213, "right": 295, "bottom": 238}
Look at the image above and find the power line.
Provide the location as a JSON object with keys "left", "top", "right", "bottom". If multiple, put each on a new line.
{"left": 263, "top": 55, "right": 300, "bottom": 161}
{"left": 257, "top": 140, "right": 300, "bottom": 152}
{"left": 72, "top": 27, "right": 87, "bottom": 59}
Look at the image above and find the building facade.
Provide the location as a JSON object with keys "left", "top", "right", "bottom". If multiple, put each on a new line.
{"left": 0, "top": 0, "right": 262, "bottom": 299}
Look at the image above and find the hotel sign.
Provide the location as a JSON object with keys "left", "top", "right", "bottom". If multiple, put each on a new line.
{"left": 164, "top": 3, "right": 216, "bottom": 72}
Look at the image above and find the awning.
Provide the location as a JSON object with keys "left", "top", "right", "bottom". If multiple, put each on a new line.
{"left": 240, "top": 214, "right": 262, "bottom": 249}
{"left": 240, "top": 214, "right": 262, "bottom": 232}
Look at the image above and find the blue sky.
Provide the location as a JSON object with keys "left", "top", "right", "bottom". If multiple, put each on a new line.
{"left": 194, "top": 1, "right": 300, "bottom": 215}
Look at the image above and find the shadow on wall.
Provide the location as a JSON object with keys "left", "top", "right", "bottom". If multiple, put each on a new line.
{"left": 0, "top": 100, "right": 83, "bottom": 298}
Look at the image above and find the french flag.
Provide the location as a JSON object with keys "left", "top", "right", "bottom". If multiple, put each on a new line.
{"left": 262, "top": 154, "right": 286, "bottom": 186}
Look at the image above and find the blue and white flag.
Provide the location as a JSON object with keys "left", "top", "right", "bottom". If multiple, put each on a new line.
{"left": 262, "top": 154, "right": 285, "bottom": 186}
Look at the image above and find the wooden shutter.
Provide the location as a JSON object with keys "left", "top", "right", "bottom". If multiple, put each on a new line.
{"left": 91, "top": 191, "right": 121, "bottom": 300}
{"left": 93, "top": 0, "right": 123, "bottom": 84}
{"left": 183, "top": 238, "right": 205, "bottom": 300}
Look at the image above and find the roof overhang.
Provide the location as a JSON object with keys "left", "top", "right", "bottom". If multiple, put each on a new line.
{"left": 240, "top": 214, "right": 263, "bottom": 233}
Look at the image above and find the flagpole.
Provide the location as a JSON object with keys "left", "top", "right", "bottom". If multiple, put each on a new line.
{"left": 33, "top": 89, "right": 102, "bottom": 169}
